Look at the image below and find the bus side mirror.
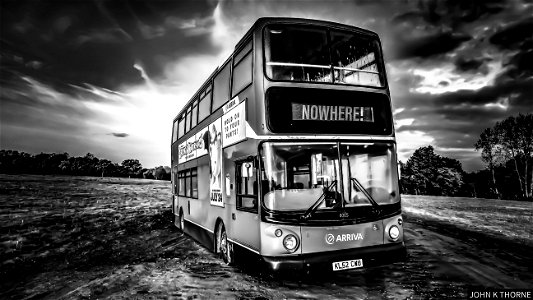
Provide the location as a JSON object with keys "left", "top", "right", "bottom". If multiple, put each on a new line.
{"left": 225, "top": 174, "right": 231, "bottom": 196}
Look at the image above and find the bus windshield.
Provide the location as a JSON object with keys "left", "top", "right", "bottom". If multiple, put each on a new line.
{"left": 264, "top": 24, "right": 384, "bottom": 87}
{"left": 261, "top": 142, "right": 399, "bottom": 212}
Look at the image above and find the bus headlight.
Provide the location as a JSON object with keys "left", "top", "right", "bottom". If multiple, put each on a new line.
{"left": 282, "top": 234, "right": 299, "bottom": 252}
{"left": 389, "top": 225, "right": 400, "bottom": 240}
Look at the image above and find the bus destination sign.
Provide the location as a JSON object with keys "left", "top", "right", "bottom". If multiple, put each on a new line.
{"left": 291, "top": 103, "right": 374, "bottom": 122}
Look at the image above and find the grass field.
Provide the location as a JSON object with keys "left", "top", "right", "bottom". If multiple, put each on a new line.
{"left": 1, "top": 174, "right": 532, "bottom": 299}
{"left": 0, "top": 174, "right": 173, "bottom": 295}
{"left": 402, "top": 194, "right": 533, "bottom": 247}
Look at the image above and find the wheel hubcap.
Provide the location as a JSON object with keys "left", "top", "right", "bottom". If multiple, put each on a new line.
{"left": 220, "top": 232, "right": 227, "bottom": 255}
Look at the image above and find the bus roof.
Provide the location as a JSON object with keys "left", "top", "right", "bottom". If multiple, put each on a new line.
{"left": 173, "top": 17, "right": 380, "bottom": 122}
{"left": 252, "top": 17, "right": 378, "bottom": 36}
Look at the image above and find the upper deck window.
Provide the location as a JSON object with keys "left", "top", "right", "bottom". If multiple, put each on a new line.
{"left": 191, "top": 100, "right": 198, "bottom": 128}
{"left": 213, "top": 61, "right": 231, "bottom": 112}
{"left": 232, "top": 40, "right": 253, "bottom": 97}
{"left": 185, "top": 107, "right": 192, "bottom": 133}
{"left": 172, "top": 120, "right": 178, "bottom": 143}
{"left": 178, "top": 116, "right": 185, "bottom": 138}
{"left": 198, "top": 84, "right": 212, "bottom": 123}
{"left": 264, "top": 24, "right": 384, "bottom": 87}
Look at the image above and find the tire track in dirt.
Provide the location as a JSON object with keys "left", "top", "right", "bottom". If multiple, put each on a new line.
{"left": 403, "top": 225, "right": 529, "bottom": 289}
{"left": 50, "top": 231, "right": 287, "bottom": 300}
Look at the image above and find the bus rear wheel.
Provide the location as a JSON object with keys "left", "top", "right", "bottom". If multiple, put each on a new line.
{"left": 216, "top": 224, "right": 233, "bottom": 265}
{"left": 177, "top": 210, "right": 184, "bottom": 232}
{"left": 174, "top": 212, "right": 179, "bottom": 228}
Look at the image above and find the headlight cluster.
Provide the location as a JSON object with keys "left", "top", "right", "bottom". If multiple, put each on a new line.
{"left": 282, "top": 234, "right": 299, "bottom": 252}
{"left": 388, "top": 225, "right": 400, "bottom": 240}
{"left": 270, "top": 227, "right": 300, "bottom": 253}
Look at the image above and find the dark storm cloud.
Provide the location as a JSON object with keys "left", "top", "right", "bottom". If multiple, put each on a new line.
{"left": 73, "top": 28, "right": 133, "bottom": 46}
{"left": 397, "top": 8, "right": 533, "bottom": 154}
{"left": 397, "top": 104, "right": 508, "bottom": 125}
{"left": 489, "top": 17, "right": 533, "bottom": 82}
{"left": 387, "top": 0, "right": 509, "bottom": 60}
{"left": 0, "top": 0, "right": 217, "bottom": 93}
{"left": 489, "top": 17, "right": 533, "bottom": 49}
{"left": 394, "top": 74, "right": 532, "bottom": 151}
{"left": 391, "top": 31, "right": 471, "bottom": 60}
{"left": 434, "top": 79, "right": 533, "bottom": 109}
{"left": 397, "top": 105, "right": 503, "bottom": 137}
{"left": 0, "top": 77, "right": 99, "bottom": 119}
{"left": 0, "top": 77, "right": 100, "bottom": 155}
{"left": 1, "top": 0, "right": 530, "bottom": 172}
{"left": 454, "top": 57, "right": 487, "bottom": 73}
{"left": 394, "top": 75, "right": 532, "bottom": 114}
{"left": 392, "top": 1, "right": 533, "bottom": 157}
{"left": 391, "top": 0, "right": 507, "bottom": 27}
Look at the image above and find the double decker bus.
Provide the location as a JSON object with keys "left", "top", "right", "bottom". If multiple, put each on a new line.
{"left": 171, "top": 17, "right": 405, "bottom": 273}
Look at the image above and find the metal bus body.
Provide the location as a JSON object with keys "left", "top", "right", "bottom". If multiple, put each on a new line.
{"left": 170, "top": 17, "right": 405, "bottom": 273}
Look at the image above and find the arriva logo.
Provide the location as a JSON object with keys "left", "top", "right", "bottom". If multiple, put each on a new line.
{"left": 325, "top": 233, "right": 364, "bottom": 245}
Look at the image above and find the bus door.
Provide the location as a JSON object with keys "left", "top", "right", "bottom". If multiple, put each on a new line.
{"left": 229, "top": 158, "right": 260, "bottom": 251}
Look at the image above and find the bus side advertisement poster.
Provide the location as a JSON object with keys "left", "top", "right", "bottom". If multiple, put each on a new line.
{"left": 177, "top": 98, "right": 248, "bottom": 207}
{"left": 177, "top": 99, "right": 246, "bottom": 165}
{"left": 222, "top": 100, "right": 246, "bottom": 147}
{"left": 207, "top": 118, "right": 224, "bottom": 207}
{"left": 178, "top": 127, "right": 207, "bottom": 164}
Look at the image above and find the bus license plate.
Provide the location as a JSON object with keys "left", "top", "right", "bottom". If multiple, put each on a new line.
{"left": 332, "top": 259, "right": 363, "bottom": 271}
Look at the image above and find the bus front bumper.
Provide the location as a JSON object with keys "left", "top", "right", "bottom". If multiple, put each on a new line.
{"left": 262, "top": 242, "right": 406, "bottom": 273}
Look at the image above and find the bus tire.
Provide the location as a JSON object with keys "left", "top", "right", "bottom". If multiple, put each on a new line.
{"left": 216, "top": 223, "right": 233, "bottom": 265}
{"left": 174, "top": 210, "right": 180, "bottom": 228}
{"left": 178, "top": 209, "right": 184, "bottom": 232}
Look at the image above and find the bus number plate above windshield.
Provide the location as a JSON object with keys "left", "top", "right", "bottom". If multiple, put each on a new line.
{"left": 332, "top": 259, "right": 363, "bottom": 271}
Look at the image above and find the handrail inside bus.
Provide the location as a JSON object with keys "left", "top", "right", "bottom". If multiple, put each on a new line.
{"left": 333, "top": 66, "right": 380, "bottom": 75}
{"left": 267, "top": 62, "right": 380, "bottom": 75}
{"left": 266, "top": 62, "right": 331, "bottom": 69}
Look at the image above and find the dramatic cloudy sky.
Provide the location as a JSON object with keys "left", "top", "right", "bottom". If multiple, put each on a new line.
{"left": 1, "top": 0, "right": 531, "bottom": 171}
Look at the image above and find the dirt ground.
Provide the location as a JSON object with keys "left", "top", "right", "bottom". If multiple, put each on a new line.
{"left": 1, "top": 175, "right": 532, "bottom": 299}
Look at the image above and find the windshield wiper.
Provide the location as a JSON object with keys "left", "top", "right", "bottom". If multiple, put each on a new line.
{"left": 301, "top": 181, "right": 337, "bottom": 220}
{"left": 350, "top": 178, "right": 381, "bottom": 210}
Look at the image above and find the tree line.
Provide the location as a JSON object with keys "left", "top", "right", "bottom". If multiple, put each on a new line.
{"left": 400, "top": 113, "right": 532, "bottom": 201}
{"left": 474, "top": 113, "right": 532, "bottom": 200}
{"left": 0, "top": 151, "right": 170, "bottom": 180}
{"left": 1, "top": 113, "right": 531, "bottom": 199}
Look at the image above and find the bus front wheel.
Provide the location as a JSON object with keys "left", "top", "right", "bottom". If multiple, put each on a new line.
{"left": 216, "top": 223, "right": 233, "bottom": 265}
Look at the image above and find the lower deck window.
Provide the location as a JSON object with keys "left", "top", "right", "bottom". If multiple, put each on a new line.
{"left": 178, "top": 167, "right": 198, "bottom": 198}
